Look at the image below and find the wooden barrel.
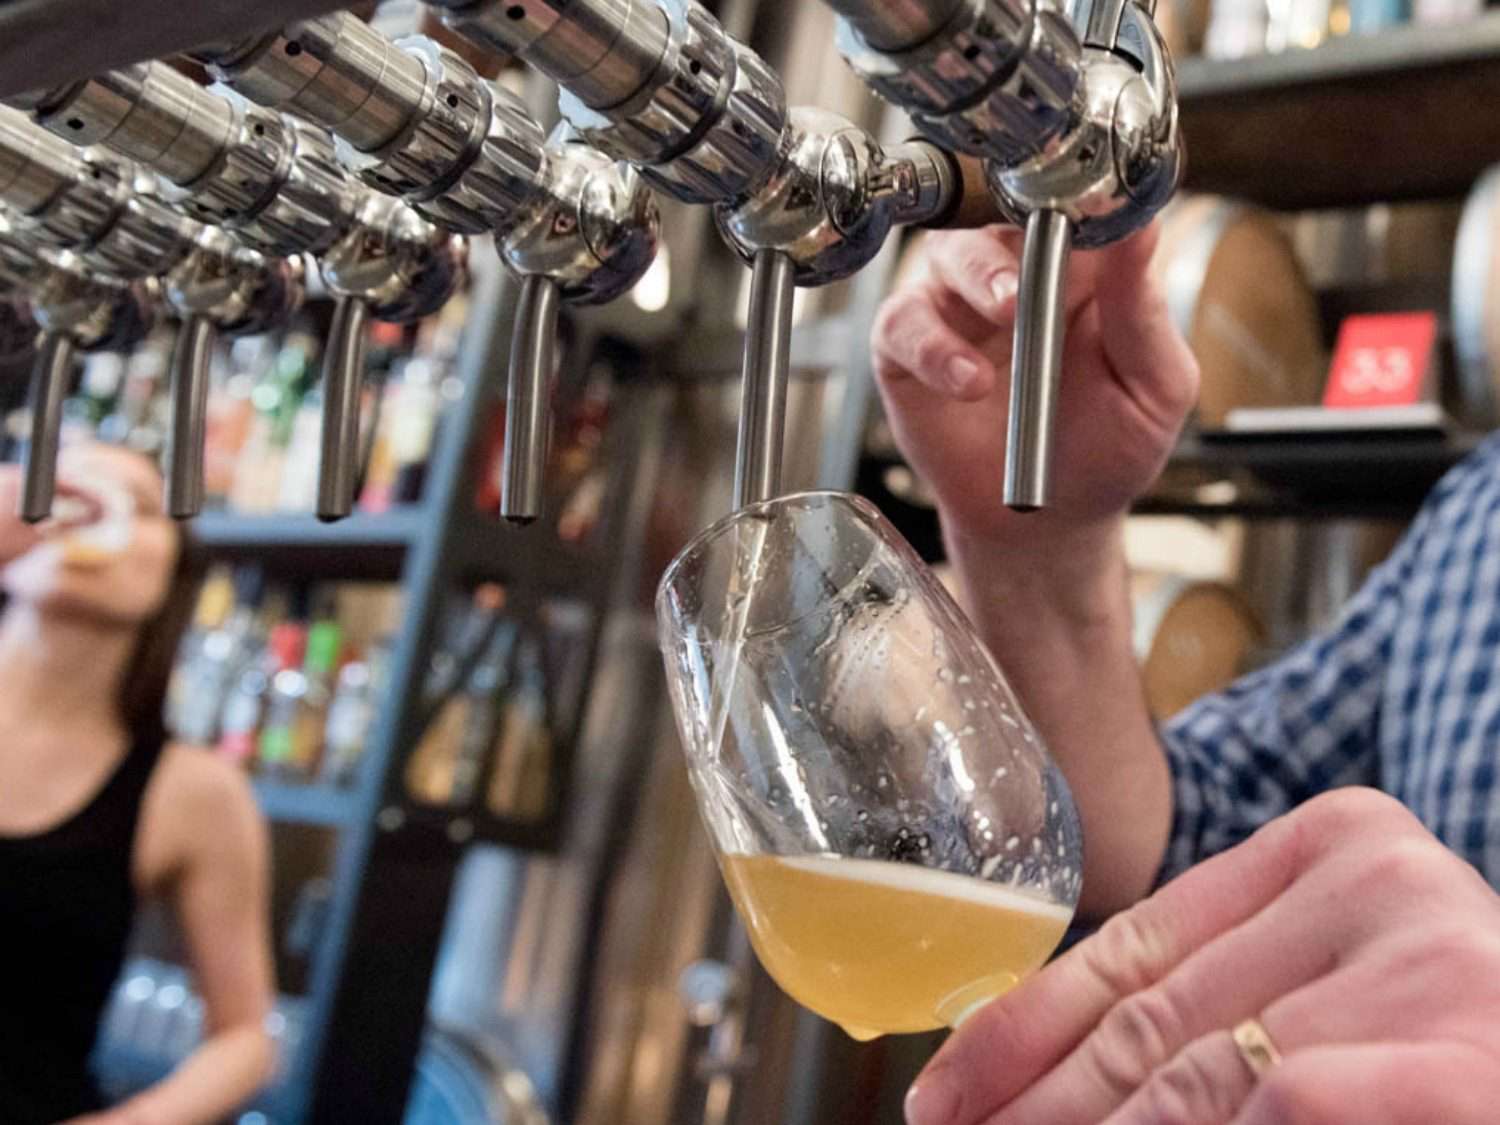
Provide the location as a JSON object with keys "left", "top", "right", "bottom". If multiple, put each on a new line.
{"left": 1132, "top": 572, "right": 1264, "bottom": 720}
{"left": 1153, "top": 197, "right": 1327, "bottom": 429}
{"left": 1452, "top": 165, "right": 1500, "bottom": 426}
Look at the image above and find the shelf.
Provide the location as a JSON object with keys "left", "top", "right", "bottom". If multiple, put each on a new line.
{"left": 860, "top": 429, "right": 1484, "bottom": 553}
{"left": 191, "top": 510, "right": 424, "bottom": 580}
{"left": 1178, "top": 17, "right": 1500, "bottom": 209}
{"left": 253, "top": 780, "right": 359, "bottom": 828}
{"left": 190, "top": 508, "right": 594, "bottom": 590}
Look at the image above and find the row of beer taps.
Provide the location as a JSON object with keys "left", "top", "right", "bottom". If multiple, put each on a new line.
{"left": 0, "top": 0, "right": 1181, "bottom": 524}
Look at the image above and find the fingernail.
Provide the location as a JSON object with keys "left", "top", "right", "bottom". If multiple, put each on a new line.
{"left": 990, "top": 271, "right": 1018, "bottom": 308}
{"left": 946, "top": 357, "right": 980, "bottom": 395}
{"left": 906, "top": 1077, "right": 960, "bottom": 1125}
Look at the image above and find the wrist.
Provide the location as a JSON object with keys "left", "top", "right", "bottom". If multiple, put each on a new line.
{"left": 939, "top": 508, "right": 1128, "bottom": 625}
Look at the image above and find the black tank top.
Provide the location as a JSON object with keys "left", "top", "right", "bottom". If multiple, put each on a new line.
{"left": 0, "top": 737, "right": 164, "bottom": 1124}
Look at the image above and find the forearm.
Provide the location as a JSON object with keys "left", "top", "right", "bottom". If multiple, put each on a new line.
{"left": 117, "top": 1024, "right": 274, "bottom": 1125}
{"left": 943, "top": 513, "right": 1172, "bottom": 919}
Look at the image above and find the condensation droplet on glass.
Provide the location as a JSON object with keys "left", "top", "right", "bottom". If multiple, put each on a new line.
{"left": 963, "top": 700, "right": 977, "bottom": 711}
{"left": 937, "top": 668, "right": 954, "bottom": 683}
{"left": 914, "top": 705, "right": 929, "bottom": 722}
{"left": 992, "top": 767, "right": 1009, "bottom": 781}
{"left": 1031, "top": 838, "right": 1043, "bottom": 854}
{"left": 1005, "top": 835, "right": 1020, "bottom": 850}
{"left": 1056, "top": 842, "right": 1066, "bottom": 856}
{"left": 1050, "top": 801, "right": 1059, "bottom": 816}
{"left": 982, "top": 829, "right": 995, "bottom": 842}
{"left": 856, "top": 809, "right": 870, "bottom": 822}
{"left": 957, "top": 674, "right": 972, "bottom": 685}
{"left": 980, "top": 855, "right": 1004, "bottom": 879}
{"left": 876, "top": 774, "right": 890, "bottom": 789}
{"left": 959, "top": 725, "right": 976, "bottom": 737}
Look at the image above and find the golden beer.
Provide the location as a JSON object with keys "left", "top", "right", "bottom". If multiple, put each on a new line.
{"left": 720, "top": 853, "right": 1072, "bottom": 1040}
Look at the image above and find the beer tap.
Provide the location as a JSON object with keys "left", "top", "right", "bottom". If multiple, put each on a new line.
{"left": 9, "top": 68, "right": 466, "bottom": 520}
{"left": 0, "top": 107, "right": 306, "bottom": 516}
{"left": 195, "top": 12, "right": 660, "bottom": 523}
{"left": 0, "top": 210, "right": 155, "bottom": 521}
{"left": 429, "top": 0, "right": 960, "bottom": 508}
{"left": 825, "top": 0, "right": 1182, "bottom": 509}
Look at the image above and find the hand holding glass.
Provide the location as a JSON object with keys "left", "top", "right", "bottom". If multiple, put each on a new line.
{"left": 658, "top": 492, "right": 1082, "bottom": 1040}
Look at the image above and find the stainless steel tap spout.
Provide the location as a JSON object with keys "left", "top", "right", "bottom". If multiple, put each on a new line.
{"left": 20, "top": 332, "right": 73, "bottom": 523}
{"left": 733, "top": 249, "right": 794, "bottom": 510}
{"left": 165, "top": 314, "right": 214, "bottom": 519}
{"left": 318, "top": 296, "right": 371, "bottom": 522}
{"left": 502, "top": 274, "right": 561, "bottom": 525}
{"left": 1005, "top": 209, "right": 1070, "bottom": 512}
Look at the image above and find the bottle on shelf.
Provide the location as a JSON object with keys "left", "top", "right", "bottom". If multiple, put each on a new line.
{"left": 229, "top": 333, "right": 315, "bottom": 514}
{"left": 175, "top": 567, "right": 269, "bottom": 746}
{"left": 204, "top": 337, "right": 273, "bottom": 510}
{"left": 224, "top": 619, "right": 298, "bottom": 774}
{"left": 485, "top": 636, "right": 553, "bottom": 822}
{"left": 320, "top": 642, "right": 390, "bottom": 789}
{"left": 450, "top": 621, "right": 519, "bottom": 806}
{"left": 290, "top": 618, "right": 344, "bottom": 779}
{"left": 257, "top": 610, "right": 317, "bottom": 781}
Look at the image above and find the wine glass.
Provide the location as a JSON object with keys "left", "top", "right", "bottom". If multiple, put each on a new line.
{"left": 657, "top": 491, "right": 1083, "bottom": 1041}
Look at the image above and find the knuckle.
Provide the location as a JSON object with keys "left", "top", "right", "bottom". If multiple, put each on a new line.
{"left": 871, "top": 292, "right": 922, "bottom": 350}
{"left": 1086, "top": 908, "right": 1175, "bottom": 998}
{"left": 1353, "top": 836, "right": 1448, "bottom": 897}
{"left": 1140, "top": 1043, "right": 1237, "bottom": 1125}
{"left": 1387, "top": 925, "right": 1495, "bottom": 982}
{"left": 1302, "top": 787, "right": 1415, "bottom": 838}
{"left": 1098, "top": 987, "right": 1183, "bottom": 1068}
{"left": 912, "top": 332, "right": 953, "bottom": 375}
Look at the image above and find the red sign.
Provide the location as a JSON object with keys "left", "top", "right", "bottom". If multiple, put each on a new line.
{"left": 1324, "top": 312, "right": 1438, "bottom": 409}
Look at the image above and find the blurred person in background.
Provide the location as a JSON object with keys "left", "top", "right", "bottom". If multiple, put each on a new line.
{"left": 874, "top": 225, "right": 1500, "bottom": 1124}
{"left": 0, "top": 443, "right": 274, "bottom": 1125}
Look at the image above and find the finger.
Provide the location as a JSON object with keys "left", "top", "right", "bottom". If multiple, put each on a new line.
{"left": 925, "top": 227, "right": 1024, "bottom": 327}
{"left": 905, "top": 810, "right": 1314, "bottom": 1125}
{"left": 1091, "top": 224, "right": 1201, "bottom": 432}
{"left": 872, "top": 289, "right": 998, "bottom": 401}
{"left": 983, "top": 854, "right": 1356, "bottom": 1125}
{"left": 1234, "top": 1042, "right": 1500, "bottom": 1125}
{"left": 1102, "top": 1029, "right": 1258, "bottom": 1125}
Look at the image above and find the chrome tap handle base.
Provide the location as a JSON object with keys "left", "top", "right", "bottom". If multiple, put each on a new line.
{"left": 20, "top": 331, "right": 73, "bottom": 523}
{"left": 318, "top": 296, "right": 370, "bottom": 522}
{"left": 733, "top": 249, "right": 794, "bottom": 510}
{"left": 1005, "top": 209, "right": 1070, "bottom": 512}
{"left": 502, "top": 274, "right": 561, "bottom": 526}
{"left": 165, "top": 313, "right": 215, "bottom": 519}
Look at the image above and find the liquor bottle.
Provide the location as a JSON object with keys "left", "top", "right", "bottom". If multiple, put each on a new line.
{"left": 167, "top": 567, "right": 235, "bottom": 740}
{"left": 450, "top": 622, "right": 519, "bottom": 806}
{"left": 288, "top": 619, "right": 343, "bottom": 779}
{"left": 204, "top": 337, "right": 271, "bottom": 509}
{"left": 230, "top": 333, "right": 314, "bottom": 514}
{"left": 320, "top": 643, "right": 389, "bottom": 788}
{"left": 175, "top": 568, "right": 268, "bottom": 746}
{"left": 218, "top": 618, "right": 295, "bottom": 771}
{"left": 256, "top": 617, "right": 318, "bottom": 781}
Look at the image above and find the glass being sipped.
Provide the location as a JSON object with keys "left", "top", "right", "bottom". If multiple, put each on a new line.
{"left": 657, "top": 491, "right": 1082, "bottom": 1041}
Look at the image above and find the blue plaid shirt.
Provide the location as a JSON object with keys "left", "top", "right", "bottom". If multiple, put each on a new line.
{"left": 1159, "top": 433, "right": 1500, "bottom": 886}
